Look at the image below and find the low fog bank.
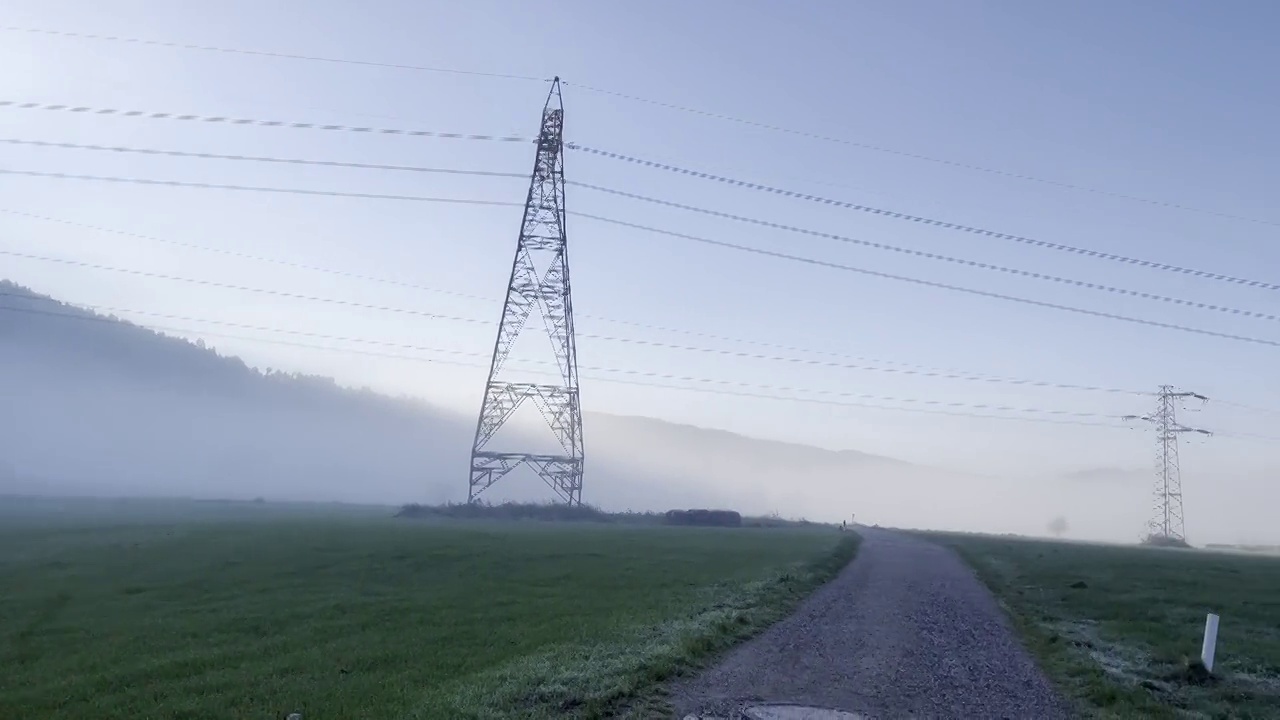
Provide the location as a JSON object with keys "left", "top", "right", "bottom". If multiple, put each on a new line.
{"left": 0, "top": 349, "right": 727, "bottom": 511}
{"left": 0, "top": 283, "right": 733, "bottom": 512}
{"left": 1, "top": 350, "right": 464, "bottom": 505}
{"left": 2, "top": 282, "right": 1273, "bottom": 544}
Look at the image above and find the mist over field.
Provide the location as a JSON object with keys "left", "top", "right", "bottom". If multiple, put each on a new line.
{"left": 0, "top": 282, "right": 1272, "bottom": 543}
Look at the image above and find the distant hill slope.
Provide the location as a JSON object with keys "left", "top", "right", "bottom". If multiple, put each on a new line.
{"left": 1, "top": 280, "right": 1000, "bottom": 527}
{"left": 587, "top": 413, "right": 908, "bottom": 469}
{"left": 0, "top": 280, "right": 473, "bottom": 503}
{"left": 1057, "top": 466, "right": 1148, "bottom": 484}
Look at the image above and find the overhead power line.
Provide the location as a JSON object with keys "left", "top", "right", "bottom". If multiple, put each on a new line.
{"left": 569, "top": 145, "right": 1280, "bottom": 292}
{"left": 1, "top": 25, "right": 547, "bottom": 82}
{"left": 8, "top": 295, "right": 1273, "bottom": 433}
{"left": 0, "top": 207, "right": 1146, "bottom": 395}
{"left": 0, "top": 252, "right": 1141, "bottom": 396}
{"left": 1214, "top": 430, "right": 1280, "bottom": 442}
{"left": 0, "top": 251, "right": 518, "bottom": 332}
{"left": 0, "top": 250, "right": 496, "bottom": 324}
{"left": 1213, "top": 400, "right": 1280, "bottom": 418}
{"left": 15, "top": 136, "right": 1273, "bottom": 312}
{"left": 0, "top": 168, "right": 525, "bottom": 207}
{"left": 5, "top": 25, "right": 1273, "bottom": 228}
{"left": 561, "top": 85, "right": 1280, "bottom": 228}
{"left": 0, "top": 297, "right": 1130, "bottom": 426}
{"left": 0, "top": 100, "right": 533, "bottom": 143}
{"left": 574, "top": 181, "right": 1280, "bottom": 322}
{"left": 0, "top": 138, "right": 528, "bottom": 179}
{"left": 0, "top": 209, "right": 1005, "bottom": 378}
{"left": 0, "top": 291, "right": 493, "bottom": 362}
{"left": 576, "top": 333, "right": 1143, "bottom": 395}
{"left": 572, "top": 213, "right": 1280, "bottom": 350}
{"left": 7, "top": 168, "right": 1280, "bottom": 348}
{"left": 0, "top": 207, "right": 497, "bottom": 303}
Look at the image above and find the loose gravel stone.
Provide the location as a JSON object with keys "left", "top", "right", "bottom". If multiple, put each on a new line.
{"left": 668, "top": 528, "right": 1071, "bottom": 719}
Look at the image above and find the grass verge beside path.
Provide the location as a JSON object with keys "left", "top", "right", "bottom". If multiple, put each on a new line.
{"left": 926, "top": 531, "right": 1280, "bottom": 719}
{"left": 546, "top": 528, "right": 859, "bottom": 720}
{"left": 0, "top": 507, "right": 858, "bottom": 719}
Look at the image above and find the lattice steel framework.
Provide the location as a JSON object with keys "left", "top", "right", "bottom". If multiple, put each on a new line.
{"left": 468, "top": 78, "right": 584, "bottom": 505}
{"left": 1124, "top": 386, "right": 1210, "bottom": 543}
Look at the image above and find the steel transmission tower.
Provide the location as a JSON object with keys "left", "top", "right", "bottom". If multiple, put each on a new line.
{"left": 1123, "top": 386, "right": 1210, "bottom": 544}
{"left": 467, "top": 78, "right": 584, "bottom": 505}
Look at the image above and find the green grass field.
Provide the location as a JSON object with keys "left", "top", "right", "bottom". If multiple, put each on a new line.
{"left": 928, "top": 532, "right": 1280, "bottom": 719}
{"left": 0, "top": 498, "right": 856, "bottom": 719}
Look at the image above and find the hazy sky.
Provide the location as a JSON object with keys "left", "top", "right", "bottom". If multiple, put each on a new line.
{"left": 3, "top": 0, "right": 1279, "bottom": 485}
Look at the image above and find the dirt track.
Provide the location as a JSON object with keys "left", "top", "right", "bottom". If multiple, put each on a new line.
{"left": 668, "top": 528, "right": 1070, "bottom": 719}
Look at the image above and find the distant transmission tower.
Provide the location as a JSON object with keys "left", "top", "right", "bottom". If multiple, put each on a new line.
{"left": 467, "top": 78, "right": 584, "bottom": 506}
{"left": 1123, "top": 385, "right": 1210, "bottom": 545}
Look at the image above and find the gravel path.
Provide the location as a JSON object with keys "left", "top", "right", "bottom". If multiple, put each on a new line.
{"left": 668, "top": 528, "right": 1071, "bottom": 719}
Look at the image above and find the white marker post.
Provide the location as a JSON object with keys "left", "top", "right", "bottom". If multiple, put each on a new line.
{"left": 1201, "top": 613, "right": 1220, "bottom": 673}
